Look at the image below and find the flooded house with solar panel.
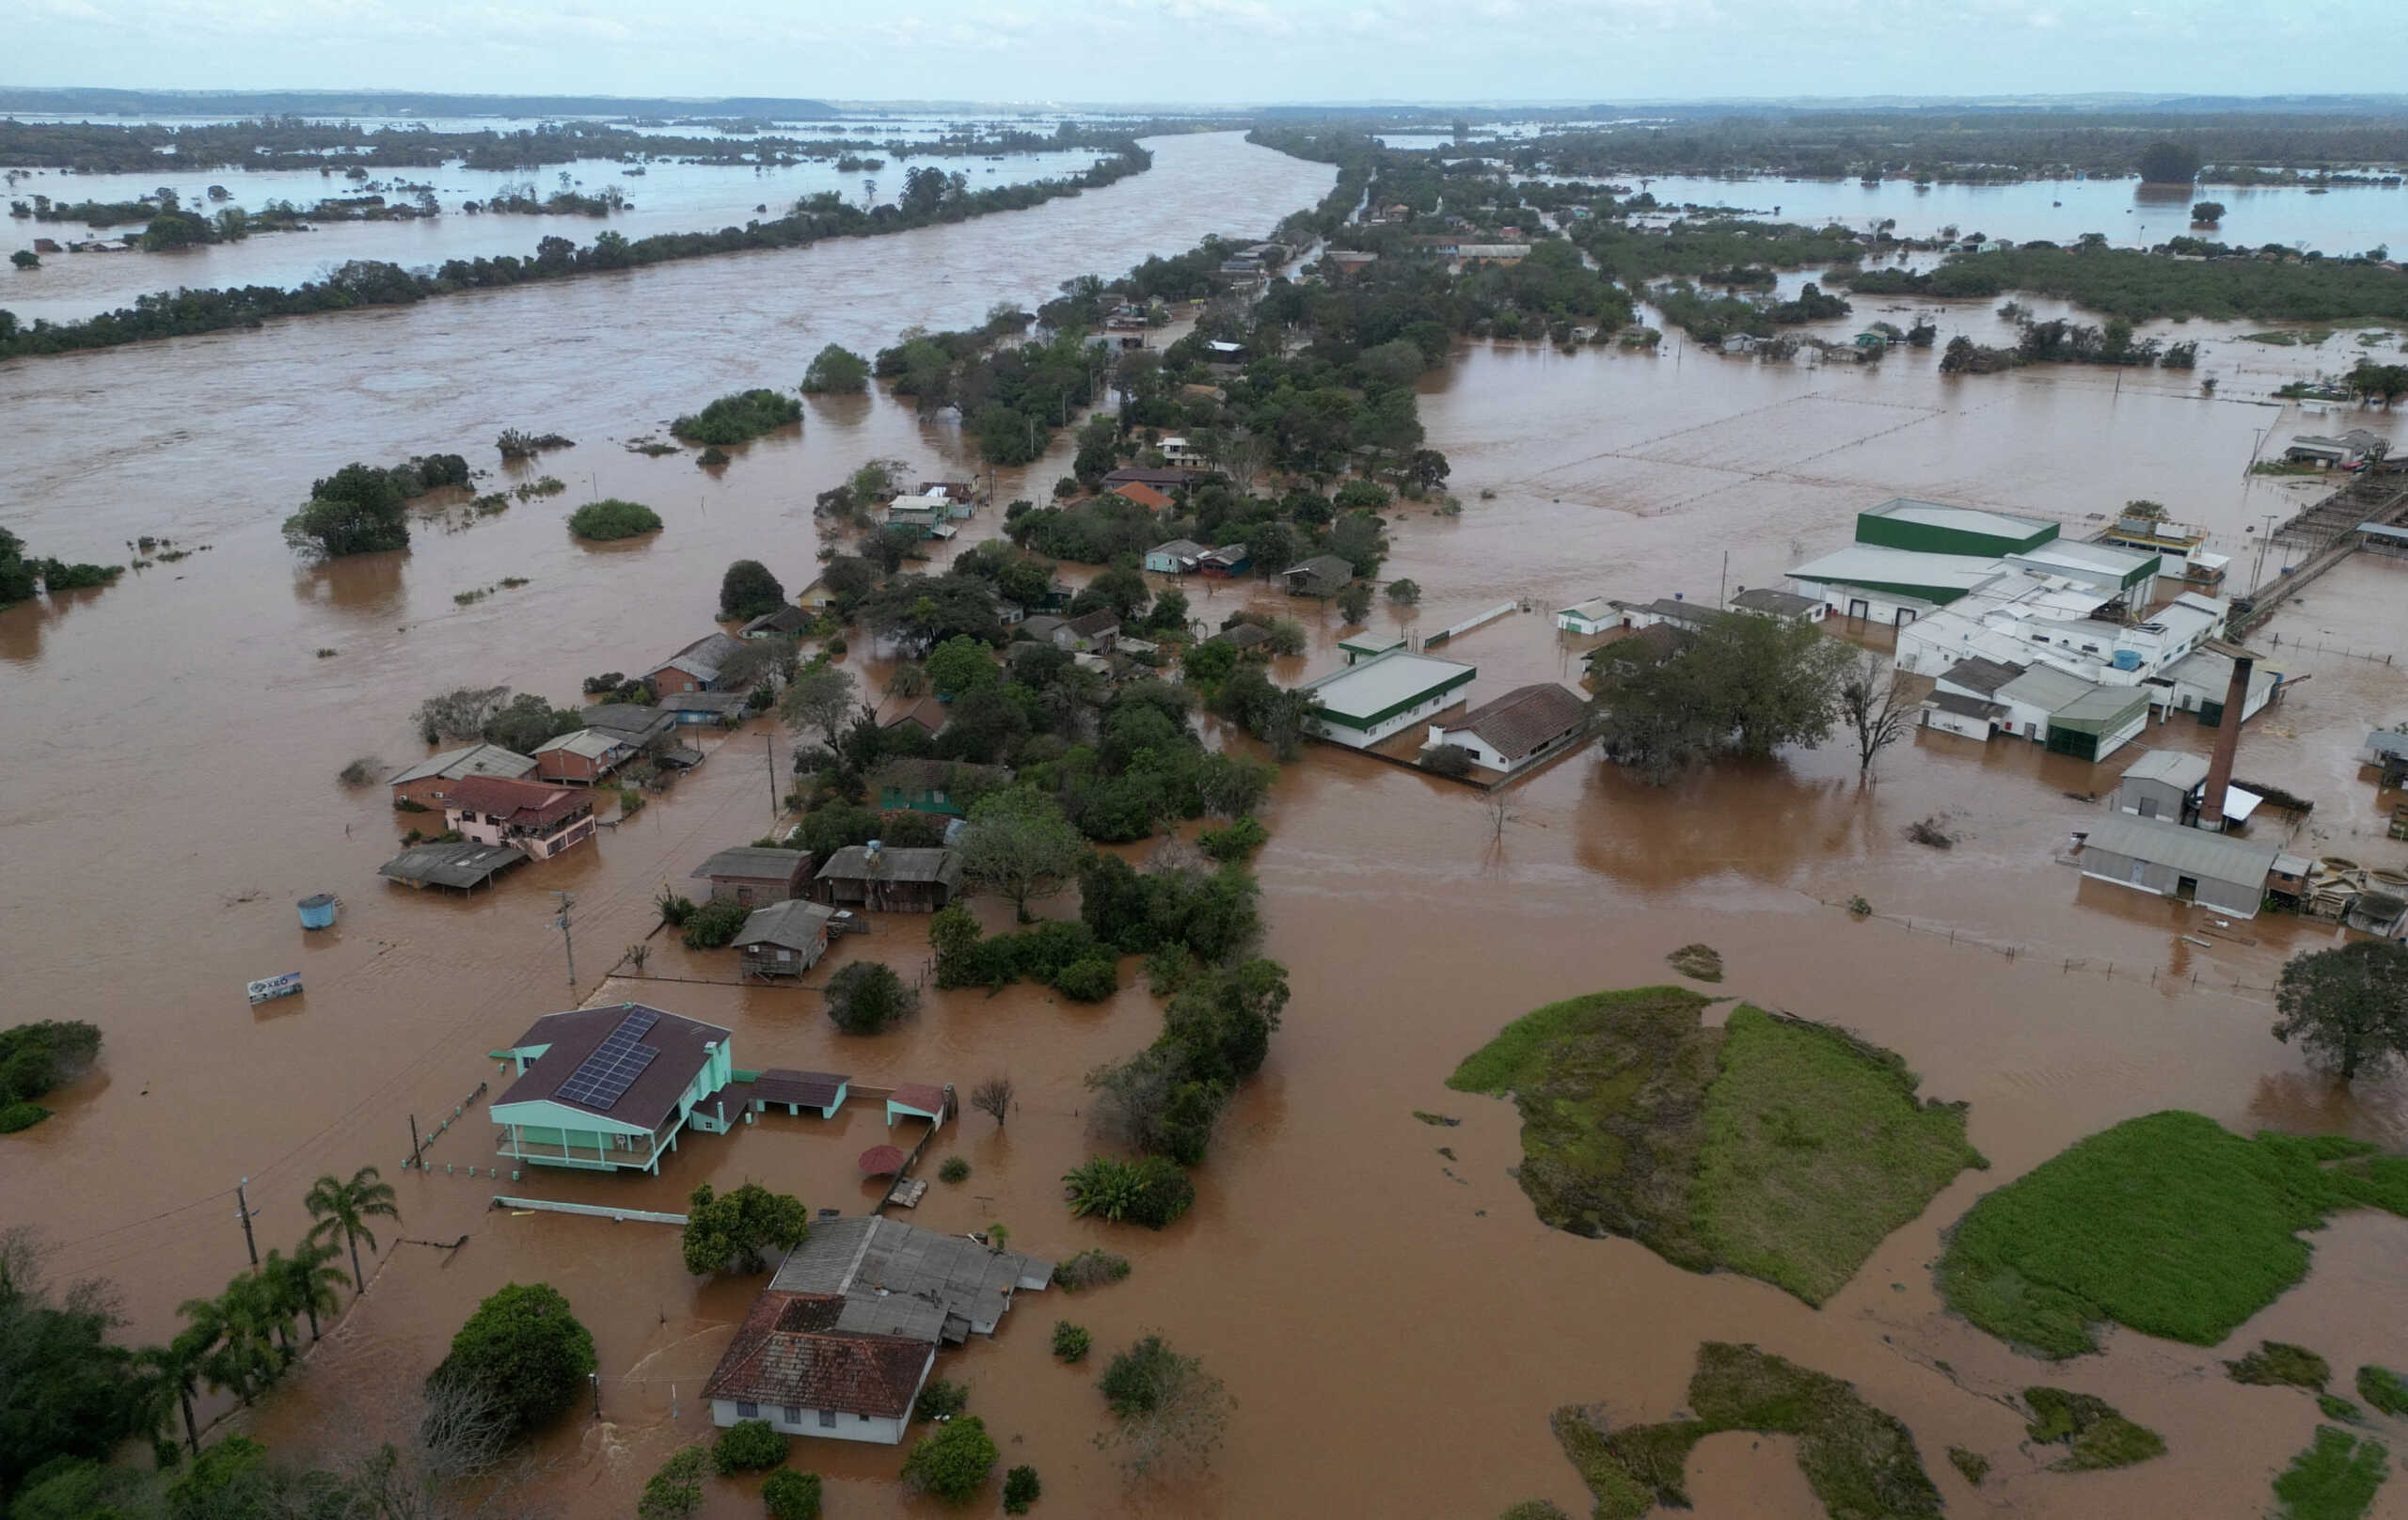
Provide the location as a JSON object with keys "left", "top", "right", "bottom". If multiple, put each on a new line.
{"left": 487, "top": 1003, "right": 737, "bottom": 1171}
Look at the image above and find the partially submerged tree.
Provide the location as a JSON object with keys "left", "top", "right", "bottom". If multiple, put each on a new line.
{"left": 2273, "top": 942, "right": 2408, "bottom": 1084}
{"left": 303, "top": 1165, "right": 399, "bottom": 1299}
{"left": 957, "top": 787, "right": 1085, "bottom": 921}
{"left": 283, "top": 462, "right": 409, "bottom": 560}
{"left": 1589, "top": 611, "right": 1848, "bottom": 784}
{"left": 681, "top": 1182, "right": 810, "bottom": 1275}
{"left": 424, "top": 1283, "right": 595, "bottom": 1444}
{"left": 782, "top": 665, "right": 859, "bottom": 749}
{"left": 720, "top": 559, "right": 786, "bottom": 622}
{"left": 1837, "top": 644, "right": 1916, "bottom": 777}
{"left": 800, "top": 342, "right": 871, "bottom": 395}
{"left": 1095, "top": 1336, "right": 1231, "bottom": 1480}
{"left": 972, "top": 1076, "right": 1014, "bottom": 1128}
{"left": 824, "top": 960, "right": 919, "bottom": 1035}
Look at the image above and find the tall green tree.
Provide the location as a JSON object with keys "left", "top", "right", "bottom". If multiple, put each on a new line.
{"left": 719, "top": 559, "right": 786, "bottom": 621}
{"left": 680, "top": 1182, "right": 810, "bottom": 1275}
{"left": 800, "top": 343, "right": 871, "bottom": 394}
{"left": 281, "top": 463, "right": 410, "bottom": 559}
{"left": 265, "top": 1237, "right": 347, "bottom": 1341}
{"left": 2273, "top": 942, "right": 2408, "bottom": 1083}
{"left": 956, "top": 788, "right": 1085, "bottom": 921}
{"left": 0, "top": 1227, "right": 151, "bottom": 1499}
{"left": 303, "top": 1164, "right": 399, "bottom": 1297}
{"left": 425, "top": 1282, "right": 596, "bottom": 1443}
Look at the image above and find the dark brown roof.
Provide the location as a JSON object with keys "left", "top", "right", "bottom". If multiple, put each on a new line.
{"left": 496, "top": 1003, "right": 731, "bottom": 1129}
{"left": 1065, "top": 610, "right": 1121, "bottom": 638}
{"left": 691, "top": 847, "right": 812, "bottom": 885}
{"left": 701, "top": 1290, "right": 932, "bottom": 1417}
{"left": 1441, "top": 684, "right": 1591, "bottom": 763}
{"left": 889, "top": 1083, "right": 946, "bottom": 1116}
{"left": 880, "top": 696, "right": 951, "bottom": 734}
{"left": 752, "top": 1069, "right": 849, "bottom": 1108}
{"left": 816, "top": 847, "right": 962, "bottom": 886}
{"left": 443, "top": 776, "right": 589, "bottom": 828}
{"left": 1102, "top": 467, "right": 1199, "bottom": 489}
{"left": 1940, "top": 656, "right": 2027, "bottom": 696}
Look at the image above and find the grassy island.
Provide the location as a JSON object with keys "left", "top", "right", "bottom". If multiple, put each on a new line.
{"left": 1450, "top": 987, "right": 1982, "bottom": 1305}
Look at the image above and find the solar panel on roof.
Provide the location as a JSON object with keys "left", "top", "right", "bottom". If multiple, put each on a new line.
{"left": 553, "top": 1009, "right": 661, "bottom": 1111}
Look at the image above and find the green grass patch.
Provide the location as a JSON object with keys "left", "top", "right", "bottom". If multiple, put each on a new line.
{"left": 1666, "top": 942, "right": 1724, "bottom": 982}
{"left": 1946, "top": 1447, "right": 1989, "bottom": 1486}
{"left": 2228, "top": 1341, "right": 2332, "bottom": 1391}
{"left": 1695, "top": 1008, "right": 1985, "bottom": 1306}
{"left": 2273, "top": 1427, "right": 2391, "bottom": 1520}
{"left": 2357, "top": 1365, "right": 2408, "bottom": 1417}
{"left": 2321, "top": 1395, "right": 2364, "bottom": 1422}
{"left": 1551, "top": 1342, "right": 1941, "bottom": 1520}
{"left": 1449, "top": 986, "right": 1724, "bottom": 1274}
{"left": 1937, "top": 1112, "right": 2408, "bottom": 1357}
{"left": 2022, "top": 1386, "right": 2166, "bottom": 1471}
{"left": 1452, "top": 989, "right": 1980, "bottom": 1305}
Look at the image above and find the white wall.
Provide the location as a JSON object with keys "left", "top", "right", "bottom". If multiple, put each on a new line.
{"left": 1920, "top": 706, "right": 1995, "bottom": 742}
{"left": 1426, "top": 725, "right": 1509, "bottom": 769}
{"left": 712, "top": 1397, "right": 910, "bottom": 1447}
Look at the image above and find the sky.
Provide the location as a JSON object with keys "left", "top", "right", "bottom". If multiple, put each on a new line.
{"left": 9, "top": 0, "right": 2398, "bottom": 104}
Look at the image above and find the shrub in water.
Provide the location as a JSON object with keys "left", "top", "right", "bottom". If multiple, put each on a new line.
{"left": 761, "top": 1467, "right": 822, "bottom": 1520}
{"left": 713, "top": 1418, "right": 785, "bottom": 1475}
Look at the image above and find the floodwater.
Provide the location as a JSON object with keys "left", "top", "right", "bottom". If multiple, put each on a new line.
{"left": 1611, "top": 172, "right": 2407, "bottom": 258}
{"left": 8, "top": 128, "right": 2408, "bottom": 1517}
{"left": 2, "top": 147, "right": 1115, "bottom": 326}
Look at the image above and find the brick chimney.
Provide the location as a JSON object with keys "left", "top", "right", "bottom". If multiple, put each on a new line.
{"left": 2197, "top": 655, "right": 2253, "bottom": 832}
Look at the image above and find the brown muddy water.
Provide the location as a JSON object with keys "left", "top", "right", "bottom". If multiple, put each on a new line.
{"left": 7, "top": 134, "right": 2408, "bottom": 1516}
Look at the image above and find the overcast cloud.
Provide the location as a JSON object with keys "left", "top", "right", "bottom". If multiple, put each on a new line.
{"left": 10, "top": 0, "right": 2388, "bottom": 103}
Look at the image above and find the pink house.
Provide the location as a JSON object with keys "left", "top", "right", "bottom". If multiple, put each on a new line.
{"left": 440, "top": 776, "right": 597, "bottom": 861}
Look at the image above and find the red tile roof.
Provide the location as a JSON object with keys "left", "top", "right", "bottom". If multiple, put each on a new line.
{"left": 1111, "top": 481, "right": 1173, "bottom": 513}
{"left": 443, "top": 775, "right": 589, "bottom": 828}
{"left": 701, "top": 1290, "right": 932, "bottom": 1417}
{"left": 889, "top": 1083, "right": 946, "bottom": 1116}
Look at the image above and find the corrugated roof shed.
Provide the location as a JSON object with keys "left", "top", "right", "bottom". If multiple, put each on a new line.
{"left": 2121, "top": 750, "right": 2210, "bottom": 787}
{"left": 376, "top": 841, "right": 526, "bottom": 890}
{"left": 2081, "top": 814, "right": 2278, "bottom": 884}
{"left": 816, "top": 846, "right": 962, "bottom": 887}
{"left": 1440, "top": 683, "right": 1591, "bottom": 763}
{"left": 694, "top": 847, "right": 813, "bottom": 882}
{"left": 387, "top": 743, "right": 538, "bottom": 786}
{"left": 731, "top": 898, "right": 835, "bottom": 952}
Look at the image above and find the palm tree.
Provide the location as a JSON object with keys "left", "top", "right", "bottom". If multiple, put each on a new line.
{"left": 135, "top": 1333, "right": 206, "bottom": 1456}
{"left": 257, "top": 1251, "right": 299, "bottom": 1359}
{"left": 177, "top": 1278, "right": 278, "bottom": 1407}
{"left": 304, "top": 1165, "right": 400, "bottom": 1296}
{"left": 268, "top": 1237, "right": 348, "bottom": 1341}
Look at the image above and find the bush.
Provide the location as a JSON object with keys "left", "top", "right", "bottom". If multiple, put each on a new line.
{"left": 698, "top": 445, "right": 731, "bottom": 467}
{"left": 0, "top": 1020, "right": 103, "bottom": 1105}
{"left": 337, "top": 755, "right": 380, "bottom": 784}
{"left": 1062, "top": 1156, "right": 1196, "bottom": 1228}
{"left": 1196, "top": 815, "right": 1268, "bottom": 862}
{"left": 1052, "top": 1248, "right": 1133, "bottom": 1290}
{"left": 424, "top": 1282, "right": 597, "bottom": 1443}
{"left": 1386, "top": 578, "right": 1421, "bottom": 605}
{"left": 914, "top": 1377, "right": 968, "bottom": 1423}
{"left": 566, "top": 499, "right": 663, "bottom": 541}
{"left": 714, "top": 1418, "right": 786, "bottom": 1475}
{"left": 2227, "top": 1341, "right": 2331, "bottom": 1390}
{"left": 682, "top": 1181, "right": 809, "bottom": 1275}
{"left": 638, "top": 1446, "right": 707, "bottom": 1520}
{"left": 672, "top": 388, "right": 802, "bottom": 446}
{"left": 901, "top": 1415, "right": 997, "bottom": 1503}
{"left": 2351, "top": 1364, "right": 2408, "bottom": 1417}
{"left": 939, "top": 1155, "right": 971, "bottom": 1183}
{"left": 761, "top": 1467, "right": 823, "bottom": 1520}
{"left": 681, "top": 898, "right": 751, "bottom": 950}
{"left": 1003, "top": 1465, "right": 1040, "bottom": 1514}
{"left": 1052, "top": 1321, "right": 1092, "bottom": 1362}
{"left": 1052, "top": 955, "right": 1119, "bottom": 1003}
{"left": 801, "top": 343, "right": 871, "bottom": 394}
{"left": 0, "top": 1100, "right": 51, "bottom": 1132}
{"left": 825, "top": 960, "right": 919, "bottom": 1034}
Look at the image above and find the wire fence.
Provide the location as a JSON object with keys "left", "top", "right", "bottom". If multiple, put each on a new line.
{"left": 1821, "top": 896, "right": 2283, "bottom": 1003}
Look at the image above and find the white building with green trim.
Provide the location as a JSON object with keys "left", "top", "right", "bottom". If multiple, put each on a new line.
{"left": 488, "top": 1003, "right": 737, "bottom": 1173}
{"left": 1294, "top": 650, "right": 1476, "bottom": 749}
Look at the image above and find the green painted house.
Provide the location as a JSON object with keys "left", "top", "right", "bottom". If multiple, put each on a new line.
{"left": 874, "top": 758, "right": 1008, "bottom": 818}
{"left": 488, "top": 1003, "right": 736, "bottom": 1172}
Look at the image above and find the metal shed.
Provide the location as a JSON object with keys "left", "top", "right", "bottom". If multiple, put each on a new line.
{"left": 2077, "top": 814, "right": 2278, "bottom": 919}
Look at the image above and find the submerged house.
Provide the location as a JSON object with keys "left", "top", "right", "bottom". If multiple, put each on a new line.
{"left": 814, "top": 845, "right": 962, "bottom": 912}
{"left": 388, "top": 744, "right": 539, "bottom": 808}
{"left": 702, "top": 1217, "right": 1051, "bottom": 1445}
{"left": 1284, "top": 555, "right": 1355, "bottom": 598}
{"left": 1145, "top": 538, "right": 1207, "bottom": 575}
{"left": 532, "top": 729, "right": 634, "bottom": 786}
{"left": 1555, "top": 597, "right": 1617, "bottom": 636}
{"left": 875, "top": 758, "right": 1008, "bottom": 816}
{"left": 2112, "top": 750, "right": 2263, "bottom": 831}
{"left": 440, "top": 776, "right": 597, "bottom": 860}
{"left": 691, "top": 846, "right": 813, "bottom": 907}
{"left": 1425, "top": 684, "right": 1592, "bottom": 771}
{"left": 488, "top": 1004, "right": 737, "bottom": 1171}
{"left": 646, "top": 632, "right": 750, "bottom": 697}
{"left": 1296, "top": 649, "right": 1476, "bottom": 750}
{"left": 2075, "top": 814, "right": 2280, "bottom": 919}
{"left": 731, "top": 898, "right": 836, "bottom": 977}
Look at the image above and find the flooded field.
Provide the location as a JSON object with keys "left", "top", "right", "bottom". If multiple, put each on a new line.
{"left": 7, "top": 126, "right": 2408, "bottom": 1517}
{"left": 2, "top": 146, "right": 1117, "bottom": 325}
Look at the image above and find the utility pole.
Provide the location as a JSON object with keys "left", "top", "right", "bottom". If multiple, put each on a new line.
{"left": 1718, "top": 550, "right": 1729, "bottom": 610}
{"left": 235, "top": 1177, "right": 258, "bottom": 1267}
{"left": 550, "top": 891, "right": 578, "bottom": 997}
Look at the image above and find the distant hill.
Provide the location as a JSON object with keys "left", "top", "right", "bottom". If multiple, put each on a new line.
{"left": 0, "top": 87, "right": 837, "bottom": 119}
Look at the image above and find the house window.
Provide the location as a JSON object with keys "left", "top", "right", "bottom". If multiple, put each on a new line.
{"left": 818, "top": 1409, "right": 837, "bottom": 1429}
{"left": 737, "top": 1401, "right": 759, "bottom": 1418}
{"left": 784, "top": 1406, "right": 802, "bottom": 1425}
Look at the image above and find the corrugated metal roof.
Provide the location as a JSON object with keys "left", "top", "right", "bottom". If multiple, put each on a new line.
{"left": 1996, "top": 665, "right": 2098, "bottom": 711}
{"left": 2081, "top": 814, "right": 2279, "bottom": 884}
{"left": 2120, "top": 750, "right": 2210, "bottom": 787}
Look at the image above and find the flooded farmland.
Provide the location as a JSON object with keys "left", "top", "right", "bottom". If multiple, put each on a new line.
{"left": 7, "top": 125, "right": 2408, "bottom": 1518}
